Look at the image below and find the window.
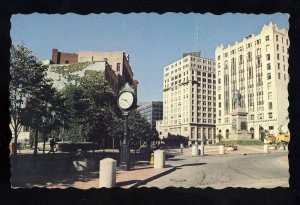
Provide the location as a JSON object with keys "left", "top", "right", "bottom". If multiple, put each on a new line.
{"left": 267, "top": 73, "right": 271, "bottom": 80}
{"left": 276, "top": 35, "right": 278, "bottom": 41}
{"left": 267, "top": 63, "right": 271, "bottom": 70}
{"left": 278, "top": 73, "right": 281, "bottom": 80}
{"left": 276, "top": 44, "right": 279, "bottom": 51}
{"left": 65, "top": 60, "right": 69, "bottom": 64}
{"left": 269, "top": 126, "right": 274, "bottom": 130}
{"left": 268, "top": 82, "right": 272, "bottom": 90}
{"left": 268, "top": 112, "right": 273, "bottom": 119}
{"left": 266, "top": 54, "right": 270, "bottom": 61}
{"left": 278, "top": 63, "right": 280, "bottom": 70}
{"left": 268, "top": 92, "right": 272, "bottom": 100}
{"left": 266, "top": 44, "right": 270, "bottom": 52}
{"left": 219, "top": 102, "right": 221, "bottom": 108}
{"left": 266, "top": 35, "right": 269, "bottom": 41}
{"left": 277, "top": 54, "right": 280, "bottom": 60}
{"left": 269, "top": 102, "right": 273, "bottom": 110}
{"left": 117, "top": 63, "right": 121, "bottom": 71}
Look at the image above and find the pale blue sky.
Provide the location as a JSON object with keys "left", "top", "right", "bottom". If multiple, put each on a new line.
{"left": 11, "top": 13, "right": 289, "bottom": 102}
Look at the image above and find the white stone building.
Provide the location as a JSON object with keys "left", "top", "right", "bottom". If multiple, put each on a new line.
{"left": 160, "top": 52, "right": 216, "bottom": 144}
{"left": 215, "top": 22, "right": 289, "bottom": 140}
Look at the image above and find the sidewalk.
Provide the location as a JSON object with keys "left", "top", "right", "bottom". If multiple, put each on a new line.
{"left": 182, "top": 145, "right": 288, "bottom": 156}
{"left": 31, "top": 161, "right": 174, "bottom": 189}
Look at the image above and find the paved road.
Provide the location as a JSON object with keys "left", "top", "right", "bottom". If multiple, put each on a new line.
{"left": 141, "top": 150, "right": 289, "bottom": 189}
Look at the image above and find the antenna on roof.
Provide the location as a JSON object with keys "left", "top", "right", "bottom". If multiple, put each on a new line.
{"left": 196, "top": 21, "right": 200, "bottom": 53}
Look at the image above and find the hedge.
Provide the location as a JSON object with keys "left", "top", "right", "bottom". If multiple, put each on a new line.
{"left": 216, "top": 140, "right": 264, "bottom": 146}
{"left": 57, "top": 142, "right": 98, "bottom": 152}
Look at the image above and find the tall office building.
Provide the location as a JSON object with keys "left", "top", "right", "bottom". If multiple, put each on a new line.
{"left": 137, "top": 101, "right": 163, "bottom": 129}
{"left": 215, "top": 22, "right": 289, "bottom": 139}
{"left": 160, "top": 52, "right": 216, "bottom": 144}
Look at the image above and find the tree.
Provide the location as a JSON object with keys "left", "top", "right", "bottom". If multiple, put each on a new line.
{"left": 62, "top": 70, "right": 118, "bottom": 146}
{"left": 127, "top": 110, "right": 158, "bottom": 148}
{"left": 10, "top": 44, "right": 58, "bottom": 156}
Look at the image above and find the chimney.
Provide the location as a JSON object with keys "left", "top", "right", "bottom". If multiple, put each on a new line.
{"left": 52, "top": 48, "right": 58, "bottom": 64}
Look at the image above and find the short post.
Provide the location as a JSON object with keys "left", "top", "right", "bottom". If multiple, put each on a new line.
{"left": 150, "top": 153, "right": 154, "bottom": 165}
{"left": 180, "top": 143, "right": 184, "bottom": 154}
{"left": 99, "top": 158, "right": 116, "bottom": 188}
{"left": 200, "top": 141, "right": 204, "bottom": 156}
{"left": 264, "top": 145, "right": 269, "bottom": 153}
{"left": 219, "top": 145, "right": 225, "bottom": 154}
{"left": 154, "top": 150, "right": 165, "bottom": 168}
{"left": 192, "top": 144, "right": 199, "bottom": 156}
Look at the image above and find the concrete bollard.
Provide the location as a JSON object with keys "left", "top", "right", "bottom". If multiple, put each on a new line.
{"left": 264, "top": 145, "right": 269, "bottom": 153}
{"left": 200, "top": 143, "right": 205, "bottom": 156}
{"left": 99, "top": 158, "right": 116, "bottom": 188}
{"left": 219, "top": 145, "right": 225, "bottom": 154}
{"left": 192, "top": 145, "right": 199, "bottom": 156}
{"left": 154, "top": 150, "right": 165, "bottom": 169}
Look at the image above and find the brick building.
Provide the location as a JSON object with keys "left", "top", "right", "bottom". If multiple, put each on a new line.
{"left": 52, "top": 48, "right": 78, "bottom": 64}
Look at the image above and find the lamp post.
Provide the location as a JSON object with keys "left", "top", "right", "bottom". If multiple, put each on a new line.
{"left": 117, "top": 83, "right": 136, "bottom": 171}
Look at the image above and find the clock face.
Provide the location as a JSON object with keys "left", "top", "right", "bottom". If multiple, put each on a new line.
{"left": 118, "top": 91, "right": 134, "bottom": 110}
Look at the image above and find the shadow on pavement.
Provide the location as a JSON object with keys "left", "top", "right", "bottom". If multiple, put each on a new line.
{"left": 166, "top": 158, "right": 185, "bottom": 162}
{"left": 176, "top": 162, "right": 207, "bottom": 168}
{"left": 116, "top": 180, "right": 141, "bottom": 187}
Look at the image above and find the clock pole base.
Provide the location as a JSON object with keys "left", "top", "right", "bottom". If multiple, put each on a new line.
{"left": 119, "top": 143, "right": 130, "bottom": 171}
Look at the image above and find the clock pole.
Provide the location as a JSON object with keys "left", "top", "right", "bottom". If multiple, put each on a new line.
{"left": 117, "top": 83, "right": 136, "bottom": 171}
{"left": 119, "top": 111, "right": 130, "bottom": 170}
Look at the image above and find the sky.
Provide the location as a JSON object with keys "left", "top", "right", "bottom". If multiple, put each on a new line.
{"left": 11, "top": 13, "right": 289, "bottom": 102}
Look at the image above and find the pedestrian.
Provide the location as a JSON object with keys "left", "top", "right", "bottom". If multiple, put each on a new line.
{"left": 180, "top": 143, "right": 183, "bottom": 154}
{"left": 49, "top": 138, "right": 56, "bottom": 153}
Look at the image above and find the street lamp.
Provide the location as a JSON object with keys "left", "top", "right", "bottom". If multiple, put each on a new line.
{"left": 117, "top": 83, "right": 137, "bottom": 171}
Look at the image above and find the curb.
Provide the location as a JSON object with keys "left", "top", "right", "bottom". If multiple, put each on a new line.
{"left": 127, "top": 166, "right": 176, "bottom": 188}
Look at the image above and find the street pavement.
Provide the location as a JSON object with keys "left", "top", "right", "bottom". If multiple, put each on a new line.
{"left": 11, "top": 145, "right": 289, "bottom": 189}
{"left": 141, "top": 147, "right": 289, "bottom": 189}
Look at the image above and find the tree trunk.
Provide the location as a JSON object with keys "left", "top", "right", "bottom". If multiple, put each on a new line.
{"left": 34, "top": 127, "right": 38, "bottom": 156}
{"left": 13, "top": 127, "right": 18, "bottom": 156}
{"left": 43, "top": 133, "right": 46, "bottom": 154}
{"left": 102, "top": 138, "right": 105, "bottom": 153}
{"left": 112, "top": 138, "right": 115, "bottom": 152}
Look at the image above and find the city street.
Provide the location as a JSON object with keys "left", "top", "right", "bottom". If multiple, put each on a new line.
{"left": 141, "top": 149, "right": 289, "bottom": 189}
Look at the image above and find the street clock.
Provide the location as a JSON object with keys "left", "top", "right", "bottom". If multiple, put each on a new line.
{"left": 117, "top": 83, "right": 136, "bottom": 111}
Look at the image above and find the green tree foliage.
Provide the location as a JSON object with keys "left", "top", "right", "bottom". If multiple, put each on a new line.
{"left": 61, "top": 69, "right": 158, "bottom": 149}
{"left": 10, "top": 45, "right": 57, "bottom": 155}
{"left": 62, "top": 70, "right": 119, "bottom": 146}
{"left": 128, "top": 110, "right": 159, "bottom": 148}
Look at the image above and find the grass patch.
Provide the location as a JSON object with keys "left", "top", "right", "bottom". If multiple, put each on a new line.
{"left": 216, "top": 140, "right": 264, "bottom": 146}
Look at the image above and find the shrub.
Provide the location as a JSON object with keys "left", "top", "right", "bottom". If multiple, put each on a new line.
{"left": 57, "top": 142, "right": 98, "bottom": 152}
{"left": 216, "top": 140, "right": 264, "bottom": 146}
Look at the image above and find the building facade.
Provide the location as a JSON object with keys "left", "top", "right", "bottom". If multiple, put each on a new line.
{"left": 137, "top": 101, "right": 163, "bottom": 129}
{"left": 215, "top": 22, "right": 289, "bottom": 140}
{"left": 78, "top": 51, "right": 137, "bottom": 93}
{"left": 52, "top": 48, "right": 78, "bottom": 64}
{"left": 46, "top": 60, "right": 120, "bottom": 94}
{"left": 160, "top": 52, "right": 216, "bottom": 144}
